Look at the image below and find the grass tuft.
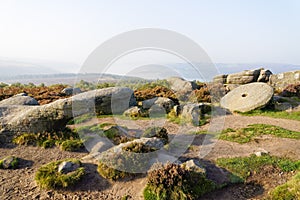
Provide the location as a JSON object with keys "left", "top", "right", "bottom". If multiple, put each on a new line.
{"left": 35, "top": 159, "right": 85, "bottom": 189}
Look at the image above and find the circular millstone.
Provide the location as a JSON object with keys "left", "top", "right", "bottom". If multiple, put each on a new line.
{"left": 220, "top": 82, "right": 274, "bottom": 113}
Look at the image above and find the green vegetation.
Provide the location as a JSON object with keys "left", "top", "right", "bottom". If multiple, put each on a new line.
{"left": 268, "top": 172, "right": 300, "bottom": 200}
{"left": 216, "top": 154, "right": 300, "bottom": 180}
{"left": 0, "top": 156, "right": 19, "bottom": 169}
{"left": 143, "top": 163, "right": 215, "bottom": 200}
{"left": 12, "top": 129, "right": 82, "bottom": 151}
{"left": 59, "top": 139, "right": 84, "bottom": 151}
{"left": 241, "top": 109, "right": 300, "bottom": 121}
{"left": 142, "top": 127, "right": 169, "bottom": 144}
{"left": 122, "top": 142, "right": 156, "bottom": 153}
{"left": 35, "top": 159, "right": 85, "bottom": 189}
{"left": 219, "top": 124, "right": 300, "bottom": 144}
{"left": 67, "top": 113, "right": 94, "bottom": 125}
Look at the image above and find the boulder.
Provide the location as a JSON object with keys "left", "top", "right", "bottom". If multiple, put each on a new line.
{"left": 213, "top": 74, "right": 227, "bottom": 84}
{"left": 142, "top": 97, "right": 174, "bottom": 113}
{"left": 0, "top": 96, "right": 39, "bottom": 106}
{"left": 182, "top": 159, "right": 206, "bottom": 174}
{"left": 58, "top": 161, "right": 80, "bottom": 174}
{"left": 181, "top": 103, "right": 211, "bottom": 124}
{"left": 269, "top": 70, "right": 300, "bottom": 91}
{"left": 220, "top": 82, "right": 274, "bottom": 113}
{"left": 61, "top": 87, "right": 82, "bottom": 96}
{"left": 257, "top": 69, "right": 272, "bottom": 82}
{"left": 279, "top": 84, "right": 300, "bottom": 98}
{"left": 226, "top": 69, "right": 261, "bottom": 84}
{"left": 0, "top": 87, "right": 136, "bottom": 135}
{"left": 123, "top": 106, "right": 142, "bottom": 118}
{"left": 167, "top": 77, "right": 199, "bottom": 101}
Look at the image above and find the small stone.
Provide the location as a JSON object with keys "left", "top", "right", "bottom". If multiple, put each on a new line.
{"left": 182, "top": 159, "right": 206, "bottom": 174}
{"left": 58, "top": 161, "right": 80, "bottom": 174}
{"left": 1, "top": 156, "right": 18, "bottom": 169}
{"left": 254, "top": 149, "right": 269, "bottom": 157}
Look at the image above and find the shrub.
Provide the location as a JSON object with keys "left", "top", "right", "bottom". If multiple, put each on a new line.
{"left": 268, "top": 172, "right": 300, "bottom": 200}
{"left": 142, "top": 127, "right": 168, "bottom": 144}
{"left": 12, "top": 133, "right": 37, "bottom": 145}
{"left": 35, "top": 159, "right": 85, "bottom": 189}
{"left": 143, "top": 163, "right": 215, "bottom": 200}
{"left": 60, "top": 140, "right": 84, "bottom": 151}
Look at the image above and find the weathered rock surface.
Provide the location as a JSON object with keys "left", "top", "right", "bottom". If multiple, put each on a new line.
{"left": 142, "top": 97, "right": 174, "bottom": 113}
{"left": 167, "top": 77, "right": 199, "bottom": 101}
{"left": 220, "top": 82, "right": 274, "bottom": 113}
{"left": 257, "top": 69, "right": 272, "bottom": 82}
{"left": 61, "top": 87, "right": 82, "bottom": 96}
{"left": 181, "top": 103, "right": 211, "bottom": 124}
{"left": 182, "top": 159, "right": 206, "bottom": 174}
{"left": 0, "top": 96, "right": 39, "bottom": 106}
{"left": 0, "top": 87, "right": 136, "bottom": 135}
{"left": 226, "top": 69, "right": 261, "bottom": 84}
{"left": 213, "top": 74, "right": 227, "bottom": 84}
{"left": 58, "top": 161, "right": 80, "bottom": 174}
{"left": 123, "top": 106, "right": 142, "bottom": 118}
{"left": 270, "top": 70, "right": 300, "bottom": 91}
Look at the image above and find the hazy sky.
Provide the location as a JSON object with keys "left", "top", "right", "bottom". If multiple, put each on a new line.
{"left": 1, "top": 0, "right": 300, "bottom": 66}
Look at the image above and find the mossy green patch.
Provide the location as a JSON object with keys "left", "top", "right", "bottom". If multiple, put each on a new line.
{"left": 35, "top": 159, "right": 85, "bottom": 189}
{"left": 219, "top": 124, "right": 300, "bottom": 144}
{"left": 216, "top": 155, "right": 300, "bottom": 180}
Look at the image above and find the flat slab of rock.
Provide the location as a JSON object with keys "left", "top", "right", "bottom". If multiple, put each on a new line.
{"left": 220, "top": 82, "right": 274, "bottom": 113}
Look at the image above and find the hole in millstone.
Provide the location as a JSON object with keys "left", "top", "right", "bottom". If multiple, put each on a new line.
{"left": 242, "top": 93, "right": 248, "bottom": 97}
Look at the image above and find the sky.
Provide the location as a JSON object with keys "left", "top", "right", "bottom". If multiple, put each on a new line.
{"left": 0, "top": 0, "right": 300, "bottom": 69}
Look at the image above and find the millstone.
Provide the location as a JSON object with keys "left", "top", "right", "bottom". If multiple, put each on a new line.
{"left": 220, "top": 82, "right": 274, "bottom": 113}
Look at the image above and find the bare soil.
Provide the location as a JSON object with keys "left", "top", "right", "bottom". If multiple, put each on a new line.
{"left": 1, "top": 114, "right": 299, "bottom": 200}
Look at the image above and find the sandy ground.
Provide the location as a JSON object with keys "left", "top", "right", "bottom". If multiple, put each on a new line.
{"left": 1, "top": 114, "right": 300, "bottom": 200}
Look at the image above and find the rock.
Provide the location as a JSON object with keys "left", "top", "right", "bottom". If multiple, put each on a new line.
{"left": 226, "top": 69, "right": 261, "bottom": 84}
{"left": 279, "top": 84, "right": 300, "bottom": 98}
{"left": 167, "top": 77, "right": 199, "bottom": 101}
{"left": 72, "top": 87, "right": 136, "bottom": 116}
{"left": 15, "top": 93, "right": 28, "bottom": 97}
{"left": 254, "top": 149, "right": 269, "bottom": 157}
{"left": 0, "top": 96, "right": 39, "bottom": 106}
{"left": 142, "top": 97, "right": 174, "bottom": 113}
{"left": 173, "top": 105, "right": 181, "bottom": 116}
{"left": 0, "top": 87, "right": 136, "bottom": 135}
{"left": 220, "top": 82, "right": 274, "bottom": 113}
{"left": 181, "top": 103, "right": 211, "bottom": 124}
{"left": 213, "top": 74, "right": 228, "bottom": 84}
{"left": 182, "top": 159, "right": 206, "bottom": 174}
{"left": 123, "top": 106, "right": 142, "bottom": 118}
{"left": 61, "top": 87, "right": 82, "bottom": 96}
{"left": 274, "top": 102, "right": 293, "bottom": 111}
{"left": 0, "top": 156, "right": 18, "bottom": 169}
{"left": 58, "top": 161, "right": 80, "bottom": 174}
{"left": 257, "top": 69, "right": 272, "bottom": 82}
{"left": 270, "top": 70, "right": 300, "bottom": 91}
